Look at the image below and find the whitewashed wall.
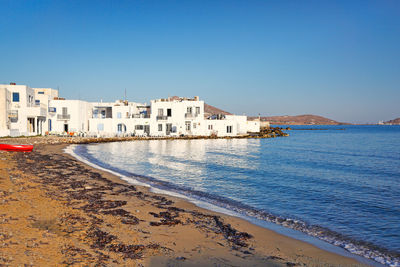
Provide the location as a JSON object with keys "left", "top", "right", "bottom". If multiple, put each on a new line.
{"left": 0, "top": 88, "right": 11, "bottom": 136}
{"left": 48, "top": 100, "right": 92, "bottom": 133}
{"left": 247, "top": 120, "right": 261, "bottom": 132}
{"left": 149, "top": 99, "right": 205, "bottom": 136}
{"left": 1, "top": 85, "right": 36, "bottom": 136}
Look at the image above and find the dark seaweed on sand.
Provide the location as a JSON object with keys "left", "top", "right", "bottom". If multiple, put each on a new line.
{"left": 13, "top": 145, "right": 256, "bottom": 265}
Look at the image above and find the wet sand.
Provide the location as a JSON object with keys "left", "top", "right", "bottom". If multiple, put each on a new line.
{"left": 0, "top": 136, "right": 366, "bottom": 266}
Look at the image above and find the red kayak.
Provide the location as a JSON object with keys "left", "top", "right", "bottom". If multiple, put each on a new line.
{"left": 0, "top": 144, "right": 33, "bottom": 152}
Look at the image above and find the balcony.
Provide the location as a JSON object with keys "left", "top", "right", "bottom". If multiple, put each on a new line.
{"left": 132, "top": 114, "right": 150, "bottom": 119}
{"left": 27, "top": 106, "right": 47, "bottom": 117}
{"left": 92, "top": 114, "right": 106, "bottom": 119}
{"left": 34, "top": 102, "right": 47, "bottom": 109}
{"left": 185, "top": 113, "right": 198, "bottom": 119}
{"left": 156, "top": 115, "right": 168, "bottom": 120}
{"left": 57, "top": 114, "right": 71, "bottom": 120}
{"left": 8, "top": 111, "right": 18, "bottom": 123}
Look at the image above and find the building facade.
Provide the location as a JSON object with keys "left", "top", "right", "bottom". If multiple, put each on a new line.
{"left": 0, "top": 83, "right": 46, "bottom": 136}
{"left": 0, "top": 83, "right": 260, "bottom": 137}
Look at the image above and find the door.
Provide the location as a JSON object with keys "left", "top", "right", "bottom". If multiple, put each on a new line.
{"left": 166, "top": 123, "right": 172, "bottom": 135}
{"left": 117, "top": 123, "right": 126, "bottom": 133}
{"left": 185, "top": 121, "right": 191, "bottom": 131}
{"left": 64, "top": 124, "right": 69, "bottom": 132}
{"left": 144, "top": 125, "right": 150, "bottom": 135}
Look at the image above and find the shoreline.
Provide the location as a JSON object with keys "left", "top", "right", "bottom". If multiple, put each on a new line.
{"left": 0, "top": 136, "right": 368, "bottom": 266}
{"left": 70, "top": 141, "right": 387, "bottom": 267}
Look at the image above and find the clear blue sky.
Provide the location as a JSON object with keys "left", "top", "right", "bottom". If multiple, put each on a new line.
{"left": 1, "top": 0, "right": 399, "bottom": 123}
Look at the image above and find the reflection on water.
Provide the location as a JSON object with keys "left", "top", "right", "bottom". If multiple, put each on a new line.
{"left": 93, "top": 139, "right": 261, "bottom": 193}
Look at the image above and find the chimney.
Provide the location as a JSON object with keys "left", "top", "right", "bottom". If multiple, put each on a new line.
{"left": 194, "top": 96, "right": 199, "bottom": 101}
{"left": 10, "top": 82, "right": 16, "bottom": 85}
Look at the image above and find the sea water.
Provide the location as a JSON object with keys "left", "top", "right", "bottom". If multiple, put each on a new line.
{"left": 72, "top": 125, "right": 400, "bottom": 266}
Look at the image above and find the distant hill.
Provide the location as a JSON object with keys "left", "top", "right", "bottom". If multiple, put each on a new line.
{"left": 249, "top": 114, "right": 348, "bottom": 125}
{"left": 204, "top": 104, "right": 346, "bottom": 125}
{"left": 384, "top": 118, "right": 400, "bottom": 124}
{"left": 204, "top": 103, "right": 232, "bottom": 116}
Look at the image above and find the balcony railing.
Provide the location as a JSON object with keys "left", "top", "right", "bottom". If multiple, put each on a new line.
{"left": 8, "top": 111, "right": 18, "bottom": 118}
{"left": 8, "top": 111, "right": 18, "bottom": 123}
{"left": 57, "top": 114, "right": 71, "bottom": 120}
{"left": 93, "top": 114, "right": 106, "bottom": 119}
{"left": 156, "top": 115, "right": 168, "bottom": 120}
{"left": 132, "top": 114, "right": 150, "bottom": 119}
{"left": 185, "top": 113, "right": 198, "bottom": 118}
{"left": 34, "top": 103, "right": 47, "bottom": 108}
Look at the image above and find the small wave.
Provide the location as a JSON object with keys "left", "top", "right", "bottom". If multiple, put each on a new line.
{"left": 69, "top": 144, "right": 399, "bottom": 267}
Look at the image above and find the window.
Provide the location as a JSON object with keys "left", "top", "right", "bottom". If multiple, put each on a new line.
{"left": 158, "top": 124, "right": 162, "bottom": 131}
{"left": 38, "top": 91, "right": 44, "bottom": 94}
{"left": 135, "top": 125, "right": 144, "bottom": 130}
{"left": 12, "top": 92, "right": 19, "bottom": 102}
{"left": 187, "top": 107, "right": 192, "bottom": 114}
{"left": 193, "top": 123, "right": 196, "bottom": 129}
{"left": 101, "top": 110, "right": 106, "bottom": 118}
{"left": 227, "top": 126, "right": 232, "bottom": 133}
{"left": 208, "top": 125, "right": 213, "bottom": 130}
{"left": 117, "top": 112, "right": 121, "bottom": 118}
{"left": 167, "top": 108, "right": 172, "bottom": 117}
{"left": 9, "top": 110, "right": 18, "bottom": 123}
{"left": 35, "top": 100, "right": 40, "bottom": 105}
{"left": 185, "top": 121, "right": 191, "bottom": 131}
{"left": 196, "top": 107, "right": 200, "bottom": 115}
{"left": 97, "top": 123, "right": 104, "bottom": 131}
{"left": 62, "top": 107, "right": 68, "bottom": 115}
{"left": 158, "top": 109, "right": 163, "bottom": 116}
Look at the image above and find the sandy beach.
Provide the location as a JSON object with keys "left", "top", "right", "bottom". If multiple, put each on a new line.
{"left": 0, "top": 136, "right": 366, "bottom": 266}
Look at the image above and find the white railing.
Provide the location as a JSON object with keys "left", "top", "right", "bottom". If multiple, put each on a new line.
{"left": 156, "top": 115, "right": 168, "bottom": 120}
{"left": 185, "top": 113, "right": 198, "bottom": 118}
{"left": 57, "top": 114, "right": 71, "bottom": 120}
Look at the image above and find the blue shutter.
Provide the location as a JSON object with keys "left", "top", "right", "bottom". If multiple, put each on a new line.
{"left": 12, "top": 92, "right": 20, "bottom": 102}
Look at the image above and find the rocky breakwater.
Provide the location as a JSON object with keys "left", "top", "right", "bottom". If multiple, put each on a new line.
{"left": 252, "top": 127, "right": 289, "bottom": 138}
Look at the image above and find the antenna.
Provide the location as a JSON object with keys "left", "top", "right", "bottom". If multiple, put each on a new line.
{"left": 124, "top": 88, "right": 127, "bottom": 105}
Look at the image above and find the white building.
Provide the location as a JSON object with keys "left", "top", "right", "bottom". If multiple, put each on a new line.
{"left": 149, "top": 96, "right": 205, "bottom": 136}
{"left": 48, "top": 99, "right": 92, "bottom": 134}
{"left": 89, "top": 100, "right": 150, "bottom": 136}
{"left": 0, "top": 83, "right": 47, "bottom": 136}
{"left": 0, "top": 83, "right": 260, "bottom": 137}
{"left": 0, "top": 87, "right": 11, "bottom": 137}
{"left": 147, "top": 96, "right": 260, "bottom": 137}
